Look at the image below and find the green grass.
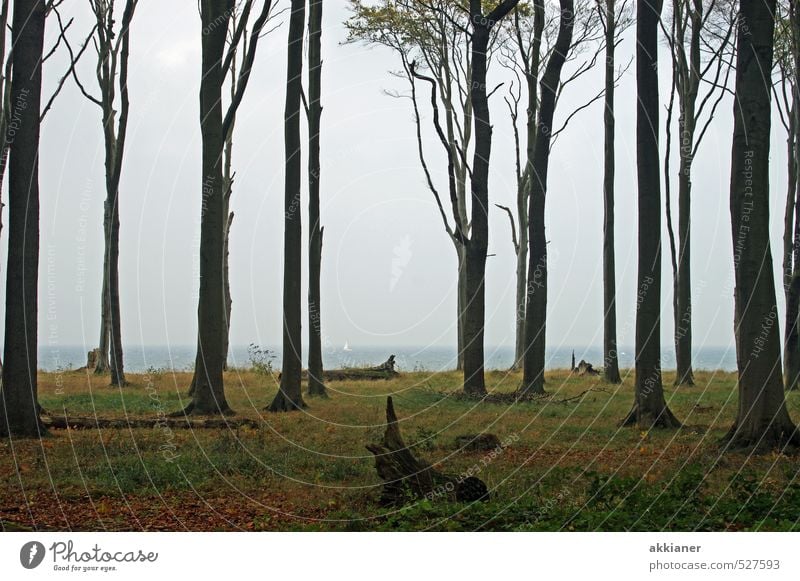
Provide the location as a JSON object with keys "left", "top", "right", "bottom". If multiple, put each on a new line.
{"left": 1, "top": 368, "right": 799, "bottom": 531}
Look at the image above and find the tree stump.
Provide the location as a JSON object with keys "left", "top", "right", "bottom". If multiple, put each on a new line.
{"left": 575, "top": 359, "right": 599, "bottom": 376}
{"left": 366, "top": 397, "right": 489, "bottom": 506}
{"left": 86, "top": 348, "right": 100, "bottom": 370}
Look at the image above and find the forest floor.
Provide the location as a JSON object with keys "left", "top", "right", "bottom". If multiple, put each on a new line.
{"left": 1, "top": 367, "right": 799, "bottom": 531}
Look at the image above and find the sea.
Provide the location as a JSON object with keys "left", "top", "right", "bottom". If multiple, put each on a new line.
{"left": 37, "top": 344, "right": 739, "bottom": 373}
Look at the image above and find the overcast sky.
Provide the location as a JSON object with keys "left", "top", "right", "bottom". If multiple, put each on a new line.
{"left": 3, "top": 1, "right": 790, "bottom": 356}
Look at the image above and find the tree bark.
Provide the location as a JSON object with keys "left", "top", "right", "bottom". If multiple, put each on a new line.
{"left": 511, "top": 0, "right": 543, "bottom": 371}
{"left": 724, "top": 0, "right": 798, "bottom": 451}
{"left": 307, "top": 0, "right": 326, "bottom": 398}
{"left": 602, "top": 0, "right": 621, "bottom": 384}
{"left": 519, "top": 0, "right": 573, "bottom": 396}
{"left": 0, "top": 0, "right": 46, "bottom": 438}
{"left": 457, "top": 243, "right": 466, "bottom": 372}
{"left": 269, "top": 0, "right": 307, "bottom": 412}
{"left": 783, "top": 106, "right": 800, "bottom": 391}
{"left": 182, "top": 0, "right": 233, "bottom": 416}
{"left": 621, "top": 0, "right": 681, "bottom": 429}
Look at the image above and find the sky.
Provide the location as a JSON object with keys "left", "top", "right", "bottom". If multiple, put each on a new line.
{"left": 1, "top": 1, "right": 790, "bottom": 357}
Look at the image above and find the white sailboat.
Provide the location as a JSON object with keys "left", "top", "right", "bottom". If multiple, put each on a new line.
{"left": 343, "top": 340, "right": 352, "bottom": 352}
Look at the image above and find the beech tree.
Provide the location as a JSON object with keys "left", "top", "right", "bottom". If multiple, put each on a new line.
{"left": 725, "top": 0, "right": 798, "bottom": 450}
{"left": 180, "top": 0, "right": 274, "bottom": 416}
{"left": 620, "top": 0, "right": 681, "bottom": 428}
{"left": 499, "top": 0, "right": 619, "bottom": 373}
{"left": 345, "top": 1, "right": 502, "bottom": 373}
{"left": 307, "top": 0, "right": 326, "bottom": 397}
{"left": 774, "top": 0, "right": 800, "bottom": 391}
{"left": 456, "top": 0, "right": 519, "bottom": 395}
{"left": 0, "top": 0, "right": 47, "bottom": 437}
{"left": 68, "top": 0, "right": 139, "bottom": 387}
{"left": 662, "top": 0, "right": 735, "bottom": 386}
{"left": 268, "top": 0, "right": 307, "bottom": 412}
{"left": 597, "top": 0, "right": 633, "bottom": 384}
{"left": 518, "top": 0, "right": 574, "bottom": 395}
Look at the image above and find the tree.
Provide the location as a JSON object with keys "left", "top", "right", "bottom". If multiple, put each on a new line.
{"left": 180, "top": 0, "right": 274, "bottom": 415}
{"left": 499, "top": 0, "right": 616, "bottom": 373}
{"left": 0, "top": 0, "right": 47, "bottom": 437}
{"left": 0, "top": 0, "right": 12, "bottom": 375}
{"left": 724, "top": 0, "right": 798, "bottom": 451}
{"left": 620, "top": 0, "right": 681, "bottom": 428}
{"left": 597, "top": 0, "right": 631, "bottom": 384}
{"left": 268, "top": 0, "right": 307, "bottom": 412}
{"left": 307, "top": 0, "right": 327, "bottom": 397}
{"left": 462, "top": 0, "right": 520, "bottom": 396}
{"left": 518, "top": 0, "right": 575, "bottom": 395}
{"left": 345, "top": 1, "right": 489, "bottom": 373}
{"left": 70, "top": 0, "right": 139, "bottom": 387}
{"left": 774, "top": 0, "right": 800, "bottom": 391}
{"left": 662, "top": 0, "right": 735, "bottom": 386}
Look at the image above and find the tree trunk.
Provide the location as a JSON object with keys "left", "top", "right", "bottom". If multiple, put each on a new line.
{"left": 307, "top": 0, "right": 326, "bottom": 398}
{"left": 621, "top": 0, "right": 680, "bottom": 429}
{"left": 512, "top": 0, "right": 543, "bottom": 371}
{"left": 520, "top": 0, "right": 573, "bottom": 396}
{"left": 456, "top": 243, "right": 466, "bottom": 372}
{"left": 222, "top": 210, "right": 233, "bottom": 372}
{"left": 181, "top": 0, "right": 233, "bottom": 416}
{"left": 602, "top": 0, "right": 621, "bottom": 384}
{"left": 462, "top": 15, "right": 491, "bottom": 397}
{"left": 674, "top": 110, "right": 695, "bottom": 386}
{"left": 783, "top": 107, "right": 800, "bottom": 391}
{"left": 107, "top": 187, "right": 125, "bottom": 386}
{"left": 724, "top": 0, "right": 798, "bottom": 451}
{"left": 269, "top": 0, "right": 307, "bottom": 412}
{"left": 95, "top": 247, "right": 111, "bottom": 374}
{"left": 512, "top": 218, "right": 527, "bottom": 369}
{"left": 0, "top": 0, "right": 46, "bottom": 438}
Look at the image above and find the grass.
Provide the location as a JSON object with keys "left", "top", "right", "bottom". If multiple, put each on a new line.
{"left": 1, "top": 367, "right": 799, "bottom": 531}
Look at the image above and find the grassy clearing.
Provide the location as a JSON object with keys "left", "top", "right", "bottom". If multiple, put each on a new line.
{"left": 1, "top": 368, "right": 799, "bottom": 531}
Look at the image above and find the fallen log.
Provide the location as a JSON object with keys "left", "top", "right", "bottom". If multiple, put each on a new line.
{"left": 366, "top": 396, "right": 488, "bottom": 506}
{"left": 291, "top": 355, "right": 400, "bottom": 382}
{"left": 41, "top": 414, "right": 262, "bottom": 430}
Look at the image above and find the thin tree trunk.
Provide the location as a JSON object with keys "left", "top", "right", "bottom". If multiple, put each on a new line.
{"left": 621, "top": 0, "right": 681, "bottom": 429}
{"left": 512, "top": 0, "right": 542, "bottom": 371}
{"left": 269, "top": 0, "right": 307, "bottom": 412}
{"left": 520, "top": 0, "right": 573, "bottom": 396}
{"left": 107, "top": 185, "right": 125, "bottom": 386}
{"left": 0, "top": 0, "right": 46, "bottom": 438}
{"left": 673, "top": 2, "right": 701, "bottom": 387}
{"left": 0, "top": 0, "right": 10, "bottom": 374}
{"left": 222, "top": 210, "right": 233, "bottom": 371}
{"left": 513, "top": 216, "right": 527, "bottom": 369}
{"left": 307, "top": 0, "right": 326, "bottom": 398}
{"left": 602, "top": 0, "right": 621, "bottom": 384}
{"left": 783, "top": 107, "right": 800, "bottom": 391}
{"left": 95, "top": 242, "right": 111, "bottom": 373}
{"left": 724, "top": 0, "right": 798, "bottom": 451}
{"left": 457, "top": 243, "right": 466, "bottom": 371}
{"left": 181, "top": 0, "right": 233, "bottom": 416}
